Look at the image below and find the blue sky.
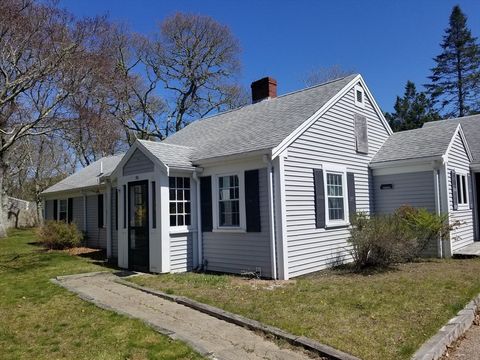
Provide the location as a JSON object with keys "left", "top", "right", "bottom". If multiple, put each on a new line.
{"left": 60, "top": 0, "right": 480, "bottom": 112}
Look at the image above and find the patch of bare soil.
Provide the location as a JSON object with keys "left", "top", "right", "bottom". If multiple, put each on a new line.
{"left": 61, "top": 247, "right": 100, "bottom": 256}
{"left": 230, "top": 277, "right": 296, "bottom": 290}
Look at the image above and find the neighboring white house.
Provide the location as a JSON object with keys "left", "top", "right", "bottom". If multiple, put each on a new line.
{"left": 41, "top": 74, "right": 478, "bottom": 279}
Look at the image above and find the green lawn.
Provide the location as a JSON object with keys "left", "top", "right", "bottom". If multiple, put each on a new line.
{"left": 131, "top": 259, "right": 480, "bottom": 360}
{"left": 0, "top": 229, "right": 202, "bottom": 360}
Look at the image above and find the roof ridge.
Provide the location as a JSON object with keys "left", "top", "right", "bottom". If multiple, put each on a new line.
{"left": 274, "top": 73, "right": 359, "bottom": 100}
{"left": 165, "top": 74, "right": 359, "bottom": 135}
{"left": 140, "top": 139, "right": 195, "bottom": 150}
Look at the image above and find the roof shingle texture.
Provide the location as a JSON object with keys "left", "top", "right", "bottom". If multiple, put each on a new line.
{"left": 42, "top": 154, "right": 124, "bottom": 194}
{"left": 424, "top": 114, "right": 480, "bottom": 164}
{"left": 163, "top": 74, "right": 358, "bottom": 162}
{"left": 139, "top": 140, "right": 194, "bottom": 168}
{"left": 371, "top": 121, "right": 459, "bottom": 164}
{"left": 42, "top": 74, "right": 358, "bottom": 194}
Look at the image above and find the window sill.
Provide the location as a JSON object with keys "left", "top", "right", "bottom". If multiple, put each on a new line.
{"left": 325, "top": 222, "right": 350, "bottom": 230}
{"left": 170, "top": 227, "right": 196, "bottom": 234}
{"left": 212, "top": 227, "right": 246, "bottom": 234}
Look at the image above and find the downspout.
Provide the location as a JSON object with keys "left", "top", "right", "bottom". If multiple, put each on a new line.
{"left": 83, "top": 193, "right": 87, "bottom": 232}
{"left": 192, "top": 170, "right": 203, "bottom": 269}
{"left": 264, "top": 155, "right": 277, "bottom": 280}
{"left": 105, "top": 180, "right": 112, "bottom": 259}
{"left": 434, "top": 168, "right": 443, "bottom": 258}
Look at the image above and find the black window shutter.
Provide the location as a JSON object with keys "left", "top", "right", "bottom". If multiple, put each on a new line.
{"left": 313, "top": 169, "right": 326, "bottom": 228}
{"left": 53, "top": 200, "right": 58, "bottom": 221}
{"left": 98, "top": 194, "right": 104, "bottom": 228}
{"left": 200, "top": 176, "right": 213, "bottom": 232}
{"left": 347, "top": 172, "right": 356, "bottom": 218}
{"left": 67, "top": 198, "right": 73, "bottom": 223}
{"left": 115, "top": 189, "right": 118, "bottom": 230}
{"left": 451, "top": 170, "right": 458, "bottom": 211}
{"left": 245, "top": 169, "right": 261, "bottom": 232}
{"left": 468, "top": 174, "right": 474, "bottom": 210}
{"left": 123, "top": 185, "right": 127, "bottom": 229}
{"left": 151, "top": 181, "right": 157, "bottom": 229}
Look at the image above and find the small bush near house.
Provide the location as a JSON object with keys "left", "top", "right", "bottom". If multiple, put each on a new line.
{"left": 36, "top": 221, "right": 83, "bottom": 250}
{"left": 348, "top": 212, "right": 414, "bottom": 268}
{"left": 348, "top": 206, "right": 457, "bottom": 269}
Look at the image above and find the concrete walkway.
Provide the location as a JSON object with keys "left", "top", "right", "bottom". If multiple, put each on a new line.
{"left": 53, "top": 272, "right": 313, "bottom": 360}
{"left": 443, "top": 324, "right": 480, "bottom": 359}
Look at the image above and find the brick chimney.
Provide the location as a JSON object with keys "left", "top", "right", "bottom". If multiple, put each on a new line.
{"left": 251, "top": 77, "right": 277, "bottom": 103}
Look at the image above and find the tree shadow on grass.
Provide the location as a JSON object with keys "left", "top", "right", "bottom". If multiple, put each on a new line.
{"left": 329, "top": 263, "right": 400, "bottom": 277}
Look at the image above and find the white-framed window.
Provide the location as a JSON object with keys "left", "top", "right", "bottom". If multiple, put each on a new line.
{"left": 218, "top": 175, "right": 240, "bottom": 227}
{"left": 59, "top": 199, "right": 67, "bottom": 222}
{"left": 169, "top": 177, "right": 191, "bottom": 227}
{"left": 212, "top": 173, "right": 245, "bottom": 231}
{"left": 323, "top": 165, "right": 349, "bottom": 227}
{"left": 456, "top": 173, "right": 468, "bottom": 205}
{"left": 354, "top": 84, "right": 365, "bottom": 108}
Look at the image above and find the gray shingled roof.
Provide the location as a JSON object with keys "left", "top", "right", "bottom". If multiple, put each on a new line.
{"left": 139, "top": 140, "right": 194, "bottom": 169}
{"left": 42, "top": 74, "right": 359, "bottom": 195}
{"left": 424, "top": 114, "right": 480, "bottom": 164}
{"left": 42, "top": 154, "right": 124, "bottom": 194}
{"left": 371, "top": 121, "right": 460, "bottom": 164}
{"left": 163, "top": 74, "right": 359, "bottom": 161}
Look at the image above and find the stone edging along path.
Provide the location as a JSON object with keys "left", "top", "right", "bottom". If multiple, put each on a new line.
{"left": 116, "top": 278, "right": 361, "bottom": 360}
{"left": 411, "top": 293, "right": 480, "bottom": 360}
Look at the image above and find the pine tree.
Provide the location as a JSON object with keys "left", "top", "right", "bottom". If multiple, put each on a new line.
{"left": 386, "top": 81, "right": 440, "bottom": 132}
{"left": 426, "top": 5, "right": 480, "bottom": 118}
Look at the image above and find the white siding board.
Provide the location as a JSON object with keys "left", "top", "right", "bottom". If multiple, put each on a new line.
{"left": 123, "top": 149, "right": 154, "bottom": 176}
{"left": 71, "top": 197, "right": 84, "bottom": 230}
{"left": 170, "top": 233, "right": 194, "bottom": 272}
{"left": 447, "top": 133, "right": 474, "bottom": 251}
{"left": 44, "top": 200, "right": 54, "bottom": 220}
{"left": 283, "top": 86, "right": 390, "bottom": 278}
{"left": 85, "top": 194, "right": 106, "bottom": 249}
{"left": 202, "top": 168, "right": 272, "bottom": 277}
{"left": 373, "top": 172, "right": 436, "bottom": 214}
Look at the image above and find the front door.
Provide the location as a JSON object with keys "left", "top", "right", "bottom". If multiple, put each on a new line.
{"left": 128, "top": 181, "right": 149, "bottom": 271}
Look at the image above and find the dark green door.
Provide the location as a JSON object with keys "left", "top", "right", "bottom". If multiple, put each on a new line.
{"left": 128, "top": 181, "right": 149, "bottom": 272}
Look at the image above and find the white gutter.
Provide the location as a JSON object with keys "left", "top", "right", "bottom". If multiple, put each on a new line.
{"left": 192, "top": 170, "right": 203, "bottom": 268}
{"left": 264, "top": 155, "right": 277, "bottom": 279}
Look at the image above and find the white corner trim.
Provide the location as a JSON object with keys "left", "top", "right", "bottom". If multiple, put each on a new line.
{"left": 271, "top": 75, "right": 392, "bottom": 160}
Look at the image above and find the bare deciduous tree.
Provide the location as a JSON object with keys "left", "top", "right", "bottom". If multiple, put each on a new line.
{"left": 0, "top": 0, "right": 114, "bottom": 236}
{"left": 302, "top": 65, "right": 355, "bottom": 87}
{"left": 109, "top": 13, "right": 247, "bottom": 142}
{"left": 6, "top": 134, "right": 72, "bottom": 221}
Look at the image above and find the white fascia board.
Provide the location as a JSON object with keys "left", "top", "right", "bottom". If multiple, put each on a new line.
{"left": 271, "top": 75, "right": 393, "bottom": 160}
{"left": 193, "top": 149, "right": 272, "bottom": 167}
{"left": 445, "top": 125, "right": 473, "bottom": 162}
{"left": 370, "top": 156, "right": 442, "bottom": 169}
{"left": 110, "top": 140, "right": 169, "bottom": 179}
{"left": 40, "top": 185, "right": 106, "bottom": 199}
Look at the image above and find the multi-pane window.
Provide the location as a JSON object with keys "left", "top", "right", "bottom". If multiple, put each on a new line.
{"left": 326, "top": 172, "right": 345, "bottom": 221}
{"left": 218, "top": 175, "right": 240, "bottom": 227}
{"left": 169, "top": 177, "right": 191, "bottom": 227}
{"left": 59, "top": 199, "right": 67, "bottom": 222}
{"left": 456, "top": 174, "right": 468, "bottom": 205}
